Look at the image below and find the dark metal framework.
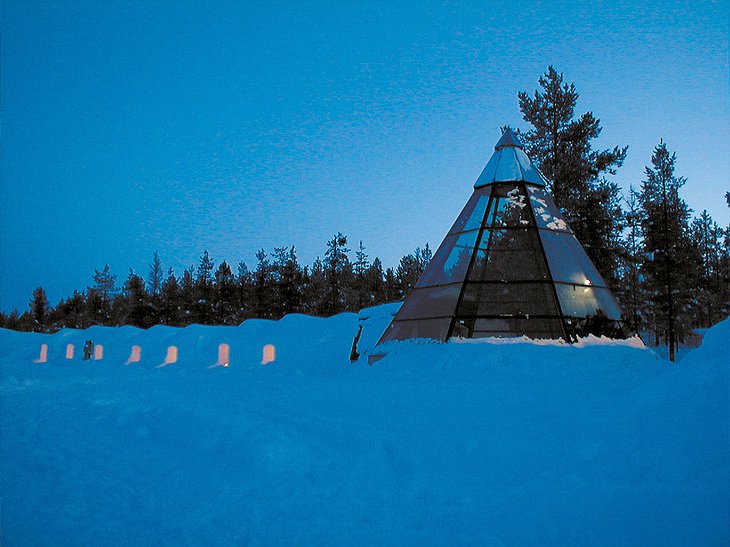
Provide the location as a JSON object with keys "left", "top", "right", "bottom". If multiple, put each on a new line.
{"left": 448, "top": 182, "right": 569, "bottom": 340}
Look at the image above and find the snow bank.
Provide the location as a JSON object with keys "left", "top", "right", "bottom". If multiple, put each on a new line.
{"left": 1, "top": 309, "right": 727, "bottom": 545}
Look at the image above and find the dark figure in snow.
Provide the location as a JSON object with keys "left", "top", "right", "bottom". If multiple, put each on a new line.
{"left": 83, "top": 340, "right": 94, "bottom": 361}
{"left": 349, "top": 325, "right": 363, "bottom": 362}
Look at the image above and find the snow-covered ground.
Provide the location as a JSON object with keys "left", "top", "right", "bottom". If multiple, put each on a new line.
{"left": 1, "top": 305, "right": 728, "bottom": 545}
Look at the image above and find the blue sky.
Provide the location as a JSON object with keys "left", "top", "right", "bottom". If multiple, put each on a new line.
{"left": 2, "top": 0, "right": 728, "bottom": 312}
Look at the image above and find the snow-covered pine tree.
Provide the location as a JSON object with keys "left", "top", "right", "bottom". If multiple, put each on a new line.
{"left": 518, "top": 66, "right": 627, "bottom": 285}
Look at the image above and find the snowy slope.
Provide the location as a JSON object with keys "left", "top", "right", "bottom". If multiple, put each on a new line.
{"left": 1, "top": 308, "right": 728, "bottom": 545}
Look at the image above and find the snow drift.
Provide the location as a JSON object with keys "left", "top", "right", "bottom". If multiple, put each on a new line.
{"left": 1, "top": 306, "right": 728, "bottom": 545}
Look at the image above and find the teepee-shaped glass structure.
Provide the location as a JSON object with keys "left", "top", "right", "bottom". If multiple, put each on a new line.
{"left": 379, "top": 127, "right": 624, "bottom": 343}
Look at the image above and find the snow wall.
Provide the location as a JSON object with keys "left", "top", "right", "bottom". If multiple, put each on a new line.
{"left": 1, "top": 305, "right": 728, "bottom": 545}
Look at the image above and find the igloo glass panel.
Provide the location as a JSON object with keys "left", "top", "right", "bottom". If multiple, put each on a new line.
{"left": 383, "top": 318, "right": 451, "bottom": 342}
{"left": 457, "top": 282, "right": 559, "bottom": 316}
{"left": 540, "top": 230, "right": 607, "bottom": 287}
{"left": 494, "top": 148, "right": 524, "bottom": 181}
{"left": 469, "top": 228, "right": 548, "bottom": 282}
{"left": 471, "top": 317, "right": 564, "bottom": 339}
{"left": 448, "top": 187, "right": 491, "bottom": 235}
{"left": 489, "top": 185, "right": 532, "bottom": 227}
{"left": 417, "top": 231, "right": 479, "bottom": 287}
{"left": 527, "top": 186, "right": 572, "bottom": 232}
{"left": 396, "top": 284, "right": 461, "bottom": 320}
{"left": 555, "top": 284, "right": 622, "bottom": 320}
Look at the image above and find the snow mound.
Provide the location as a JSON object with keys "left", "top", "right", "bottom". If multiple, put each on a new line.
{"left": 1, "top": 308, "right": 727, "bottom": 545}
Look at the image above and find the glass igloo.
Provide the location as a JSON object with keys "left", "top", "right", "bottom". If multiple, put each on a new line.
{"left": 379, "top": 127, "right": 624, "bottom": 343}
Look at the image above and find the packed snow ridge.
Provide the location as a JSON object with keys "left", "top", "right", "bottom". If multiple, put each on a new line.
{"left": 1, "top": 304, "right": 728, "bottom": 545}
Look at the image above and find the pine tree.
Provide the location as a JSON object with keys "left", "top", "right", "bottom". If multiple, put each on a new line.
{"left": 277, "top": 247, "right": 303, "bottom": 317}
{"left": 195, "top": 250, "right": 215, "bottom": 323}
{"left": 147, "top": 251, "right": 163, "bottom": 296}
{"left": 368, "top": 257, "right": 386, "bottom": 305}
{"left": 214, "top": 261, "right": 236, "bottom": 324}
{"left": 88, "top": 264, "right": 117, "bottom": 325}
{"left": 638, "top": 141, "right": 697, "bottom": 361}
{"left": 122, "top": 269, "right": 152, "bottom": 327}
{"left": 17, "top": 311, "right": 34, "bottom": 331}
{"left": 353, "top": 241, "right": 371, "bottom": 309}
{"left": 720, "top": 224, "right": 730, "bottom": 317}
{"left": 691, "top": 211, "right": 713, "bottom": 327}
{"left": 384, "top": 267, "right": 398, "bottom": 302}
{"left": 54, "top": 291, "right": 87, "bottom": 329}
{"left": 270, "top": 246, "right": 288, "bottom": 316}
{"left": 5, "top": 309, "right": 21, "bottom": 331}
{"left": 254, "top": 249, "right": 273, "bottom": 318}
{"left": 395, "top": 244, "right": 432, "bottom": 299}
{"left": 180, "top": 267, "right": 195, "bottom": 323}
{"left": 235, "top": 262, "right": 253, "bottom": 321}
{"left": 160, "top": 268, "right": 182, "bottom": 325}
{"left": 690, "top": 211, "right": 727, "bottom": 328}
{"left": 518, "top": 66, "right": 627, "bottom": 284}
{"left": 29, "top": 286, "right": 49, "bottom": 332}
{"left": 323, "top": 233, "right": 351, "bottom": 315}
{"left": 92, "top": 264, "right": 117, "bottom": 300}
{"left": 615, "top": 186, "right": 644, "bottom": 333}
{"left": 305, "top": 257, "right": 327, "bottom": 315}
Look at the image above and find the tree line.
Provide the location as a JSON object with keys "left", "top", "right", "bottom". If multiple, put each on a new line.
{"left": 2, "top": 238, "right": 432, "bottom": 332}
{"left": 2, "top": 67, "right": 728, "bottom": 359}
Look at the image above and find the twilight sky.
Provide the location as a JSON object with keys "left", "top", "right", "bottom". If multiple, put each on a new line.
{"left": 1, "top": 0, "right": 728, "bottom": 312}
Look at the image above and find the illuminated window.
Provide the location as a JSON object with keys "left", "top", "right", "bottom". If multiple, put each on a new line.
{"left": 160, "top": 345, "right": 178, "bottom": 367}
{"left": 126, "top": 345, "right": 142, "bottom": 364}
{"left": 34, "top": 343, "right": 48, "bottom": 363}
{"left": 217, "top": 343, "right": 230, "bottom": 367}
{"left": 261, "top": 344, "right": 276, "bottom": 365}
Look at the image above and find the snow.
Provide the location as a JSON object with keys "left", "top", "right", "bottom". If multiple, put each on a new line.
{"left": 449, "top": 333, "right": 647, "bottom": 348}
{"left": 1, "top": 308, "right": 728, "bottom": 545}
{"left": 546, "top": 218, "right": 569, "bottom": 231}
{"left": 506, "top": 186, "right": 527, "bottom": 209}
